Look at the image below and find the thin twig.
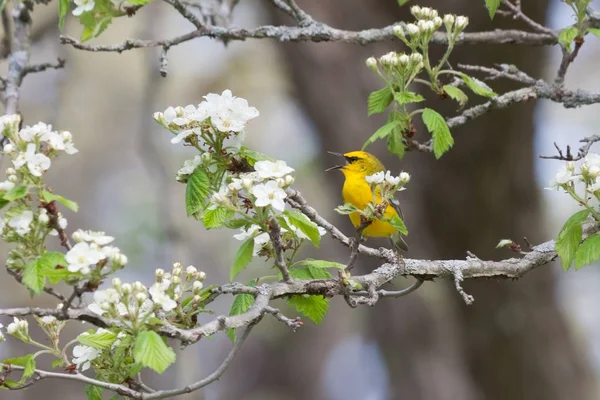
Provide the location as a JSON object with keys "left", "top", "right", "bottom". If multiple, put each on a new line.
{"left": 501, "top": 0, "right": 556, "bottom": 35}
{"left": 540, "top": 134, "right": 600, "bottom": 161}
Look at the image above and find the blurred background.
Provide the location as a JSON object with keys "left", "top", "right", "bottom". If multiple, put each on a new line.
{"left": 1, "top": 0, "right": 600, "bottom": 398}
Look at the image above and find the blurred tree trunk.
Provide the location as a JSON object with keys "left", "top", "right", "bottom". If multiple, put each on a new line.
{"left": 259, "top": 1, "right": 594, "bottom": 400}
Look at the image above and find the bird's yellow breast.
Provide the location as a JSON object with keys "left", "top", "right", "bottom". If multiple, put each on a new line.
{"left": 342, "top": 175, "right": 398, "bottom": 237}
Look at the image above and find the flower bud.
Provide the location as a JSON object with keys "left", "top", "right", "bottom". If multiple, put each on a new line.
{"left": 40, "top": 316, "right": 56, "bottom": 325}
{"left": 193, "top": 295, "right": 201, "bottom": 303}
{"left": 133, "top": 281, "right": 145, "bottom": 293}
{"left": 366, "top": 57, "right": 377, "bottom": 71}
{"left": 62, "top": 131, "right": 72, "bottom": 141}
{"left": 589, "top": 165, "right": 600, "bottom": 177}
{"left": 172, "top": 276, "right": 181, "bottom": 284}
{"left": 443, "top": 14, "right": 455, "bottom": 30}
{"left": 398, "top": 54, "right": 410, "bottom": 65}
{"left": 155, "top": 268, "right": 165, "bottom": 280}
{"left": 121, "top": 283, "right": 132, "bottom": 295}
{"left": 115, "top": 253, "right": 128, "bottom": 266}
{"left": 392, "top": 25, "right": 404, "bottom": 39}
{"left": 420, "top": 7, "right": 431, "bottom": 18}
{"left": 456, "top": 16, "right": 468, "bottom": 29}
{"left": 430, "top": 9, "right": 438, "bottom": 19}
{"left": 6, "top": 168, "right": 15, "bottom": 175}
{"left": 241, "top": 178, "right": 253, "bottom": 191}
{"left": 433, "top": 16, "right": 443, "bottom": 29}
{"left": 201, "top": 152, "right": 211, "bottom": 163}
{"left": 8, "top": 174, "right": 17, "bottom": 183}
{"left": 186, "top": 265, "right": 197, "bottom": 276}
{"left": 406, "top": 23, "right": 419, "bottom": 35}
{"left": 197, "top": 271, "right": 206, "bottom": 281}
{"left": 410, "top": 53, "right": 423, "bottom": 63}
{"left": 284, "top": 175, "right": 295, "bottom": 186}
{"left": 135, "top": 292, "right": 147, "bottom": 302}
{"left": 112, "top": 278, "right": 122, "bottom": 288}
{"left": 425, "top": 21, "right": 435, "bottom": 32}
{"left": 3, "top": 144, "right": 14, "bottom": 154}
{"left": 410, "top": 5, "right": 421, "bottom": 18}
{"left": 72, "top": 230, "right": 84, "bottom": 243}
{"left": 399, "top": 172, "right": 410, "bottom": 183}
{"left": 173, "top": 266, "right": 182, "bottom": 277}
{"left": 58, "top": 217, "right": 67, "bottom": 229}
{"left": 163, "top": 272, "right": 172, "bottom": 281}
{"left": 193, "top": 280, "right": 203, "bottom": 292}
{"left": 38, "top": 212, "right": 50, "bottom": 224}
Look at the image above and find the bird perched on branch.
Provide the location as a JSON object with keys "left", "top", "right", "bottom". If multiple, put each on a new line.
{"left": 326, "top": 151, "right": 408, "bottom": 251}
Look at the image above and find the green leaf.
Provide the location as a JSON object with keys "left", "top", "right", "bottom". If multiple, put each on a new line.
{"left": 126, "top": 0, "right": 152, "bottom": 4}
{"left": 558, "top": 26, "right": 578, "bottom": 51}
{"left": 387, "top": 128, "right": 405, "bottom": 159}
{"left": 40, "top": 191, "right": 79, "bottom": 212}
{"left": 81, "top": 15, "right": 113, "bottom": 42}
{"left": 382, "top": 214, "right": 408, "bottom": 235}
{"left": 51, "top": 359, "right": 65, "bottom": 368}
{"left": 3, "top": 185, "right": 28, "bottom": 201}
{"left": 239, "top": 147, "right": 275, "bottom": 165}
{"left": 3, "top": 355, "right": 35, "bottom": 383}
{"left": 230, "top": 238, "right": 254, "bottom": 281}
{"left": 368, "top": 87, "right": 393, "bottom": 116}
{"left": 443, "top": 85, "right": 469, "bottom": 106}
{"left": 362, "top": 121, "right": 399, "bottom": 150}
{"left": 421, "top": 108, "right": 454, "bottom": 159}
{"left": 485, "top": 0, "right": 501, "bottom": 18}
{"left": 460, "top": 73, "right": 497, "bottom": 97}
{"left": 58, "top": 0, "right": 69, "bottom": 30}
{"left": 224, "top": 219, "right": 250, "bottom": 229}
{"left": 85, "top": 385, "right": 104, "bottom": 400}
{"left": 284, "top": 210, "right": 321, "bottom": 247}
{"left": 186, "top": 168, "right": 210, "bottom": 216}
{"left": 289, "top": 267, "right": 332, "bottom": 280}
{"left": 588, "top": 28, "right": 600, "bottom": 38}
{"left": 397, "top": 0, "right": 409, "bottom": 5}
{"left": 295, "top": 259, "right": 346, "bottom": 270}
{"left": 556, "top": 210, "right": 589, "bottom": 270}
{"left": 38, "top": 252, "right": 69, "bottom": 284}
{"left": 133, "top": 331, "right": 176, "bottom": 374}
{"left": 227, "top": 280, "right": 256, "bottom": 343}
{"left": 335, "top": 202, "right": 360, "bottom": 215}
{"left": 288, "top": 295, "right": 328, "bottom": 324}
{"left": 393, "top": 91, "right": 424, "bottom": 106}
{"left": 23, "top": 261, "right": 44, "bottom": 294}
{"left": 575, "top": 233, "right": 600, "bottom": 269}
{"left": 78, "top": 329, "right": 117, "bottom": 349}
{"left": 202, "top": 208, "right": 235, "bottom": 229}
{"left": 0, "top": 198, "right": 9, "bottom": 210}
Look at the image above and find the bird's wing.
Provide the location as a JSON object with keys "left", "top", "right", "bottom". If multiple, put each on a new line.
{"left": 389, "top": 197, "right": 404, "bottom": 220}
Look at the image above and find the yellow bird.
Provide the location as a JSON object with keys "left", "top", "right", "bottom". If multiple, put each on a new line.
{"left": 326, "top": 150, "right": 408, "bottom": 251}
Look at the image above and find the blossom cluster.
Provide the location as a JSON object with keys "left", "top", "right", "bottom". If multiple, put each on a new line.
{"left": 0, "top": 115, "right": 77, "bottom": 181}
{"left": 72, "top": 329, "right": 127, "bottom": 371}
{"left": 5, "top": 317, "right": 30, "bottom": 343}
{"left": 88, "top": 263, "right": 207, "bottom": 328}
{"left": 153, "top": 89, "right": 259, "bottom": 150}
{"left": 210, "top": 159, "right": 295, "bottom": 214}
{"left": 394, "top": 6, "right": 468, "bottom": 41}
{"left": 365, "top": 170, "right": 411, "bottom": 204}
{"left": 548, "top": 153, "right": 600, "bottom": 194}
{"left": 66, "top": 229, "right": 127, "bottom": 275}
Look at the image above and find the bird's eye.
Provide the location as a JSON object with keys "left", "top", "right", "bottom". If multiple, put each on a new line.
{"left": 360, "top": 165, "right": 366, "bottom": 171}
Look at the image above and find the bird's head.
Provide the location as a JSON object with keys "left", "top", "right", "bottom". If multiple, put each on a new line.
{"left": 326, "top": 151, "right": 385, "bottom": 178}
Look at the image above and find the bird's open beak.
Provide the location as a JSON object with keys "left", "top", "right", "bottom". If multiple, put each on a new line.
{"left": 325, "top": 151, "right": 345, "bottom": 171}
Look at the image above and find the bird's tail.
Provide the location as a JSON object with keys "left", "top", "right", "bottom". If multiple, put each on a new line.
{"left": 390, "top": 232, "right": 409, "bottom": 252}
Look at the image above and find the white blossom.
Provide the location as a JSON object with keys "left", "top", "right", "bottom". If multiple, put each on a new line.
{"left": 8, "top": 210, "right": 34, "bottom": 236}
{"left": 233, "top": 224, "right": 261, "bottom": 241}
{"left": 149, "top": 284, "right": 177, "bottom": 312}
{"left": 72, "top": 0, "right": 95, "bottom": 16}
{"left": 399, "top": 172, "right": 411, "bottom": 183}
{"left": 201, "top": 90, "right": 259, "bottom": 133}
{"left": 65, "top": 242, "right": 107, "bottom": 274}
{"left": 455, "top": 16, "right": 469, "bottom": 29}
{"left": 27, "top": 152, "right": 51, "bottom": 177}
{"left": 177, "top": 155, "right": 203, "bottom": 176}
{"left": 253, "top": 232, "right": 271, "bottom": 255}
{"left": 41, "top": 131, "right": 78, "bottom": 154}
{"left": 0, "top": 180, "right": 15, "bottom": 191}
{"left": 251, "top": 180, "right": 287, "bottom": 212}
{"left": 406, "top": 23, "right": 419, "bottom": 35}
{"left": 19, "top": 122, "right": 52, "bottom": 142}
{"left": 88, "top": 288, "right": 122, "bottom": 315}
{"left": 75, "top": 230, "right": 115, "bottom": 245}
{"left": 443, "top": 14, "right": 455, "bottom": 27}
{"left": 72, "top": 345, "right": 101, "bottom": 371}
{"left": 7, "top": 317, "right": 28, "bottom": 335}
{"left": 384, "top": 171, "right": 400, "bottom": 186}
{"left": 40, "top": 316, "right": 57, "bottom": 325}
{"left": 366, "top": 171, "right": 385, "bottom": 184}
{"left": 589, "top": 177, "right": 600, "bottom": 193}
{"left": 3, "top": 143, "right": 14, "bottom": 154}
{"left": 549, "top": 163, "right": 576, "bottom": 188}
{"left": 254, "top": 160, "right": 295, "bottom": 179}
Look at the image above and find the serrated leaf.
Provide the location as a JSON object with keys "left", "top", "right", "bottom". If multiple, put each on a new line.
{"left": 575, "top": 234, "right": 600, "bottom": 269}
{"left": 485, "top": 0, "right": 501, "bottom": 18}
{"left": 3, "top": 185, "right": 27, "bottom": 201}
{"left": 296, "top": 259, "right": 346, "bottom": 270}
{"left": 51, "top": 359, "right": 65, "bottom": 368}
{"left": 81, "top": 15, "right": 113, "bottom": 42}
{"left": 40, "top": 191, "right": 79, "bottom": 212}
{"left": 85, "top": 385, "right": 104, "bottom": 400}
{"left": 443, "top": 85, "right": 469, "bottom": 106}
{"left": 230, "top": 238, "right": 254, "bottom": 281}
{"left": 422, "top": 108, "right": 454, "bottom": 159}
{"left": 23, "top": 261, "right": 44, "bottom": 294}
{"left": 460, "top": 73, "right": 497, "bottom": 97}
{"left": 289, "top": 267, "right": 332, "bottom": 280}
{"left": 186, "top": 168, "right": 210, "bottom": 216}
{"left": 588, "top": 28, "right": 600, "bottom": 38}
{"left": 224, "top": 219, "right": 249, "bottom": 229}
{"left": 239, "top": 147, "right": 276, "bottom": 165}
{"left": 362, "top": 121, "right": 400, "bottom": 150}
{"left": 387, "top": 128, "right": 405, "bottom": 159}
{"left": 284, "top": 210, "right": 321, "bottom": 247}
{"left": 38, "top": 252, "right": 69, "bottom": 284}
{"left": 58, "top": 0, "right": 69, "bottom": 29}
{"left": 202, "top": 207, "right": 235, "bottom": 229}
{"left": 394, "top": 91, "right": 424, "bottom": 106}
{"left": 556, "top": 210, "right": 589, "bottom": 270}
{"left": 3, "top": 355, "right": 35, "bottom": 383}
{"left": 78, "top": 329, "right": 117, "bottom": 349}
{"left": 382, "top": 214, "right": 408, "bottom": 235}
{"left": 368, "top": 87, "right": 393, "bottom": 116}
{"left": 288, "top": 295, "right": 328, "bottom": 324}
{"left": 227, "top": 280, "right": 256, "bottom": 343}
{"left": 133, "top": 331, "right": 176, "bottom": 374}
{"left": 558, "top": 26, "right": 578, "bottom": 51}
